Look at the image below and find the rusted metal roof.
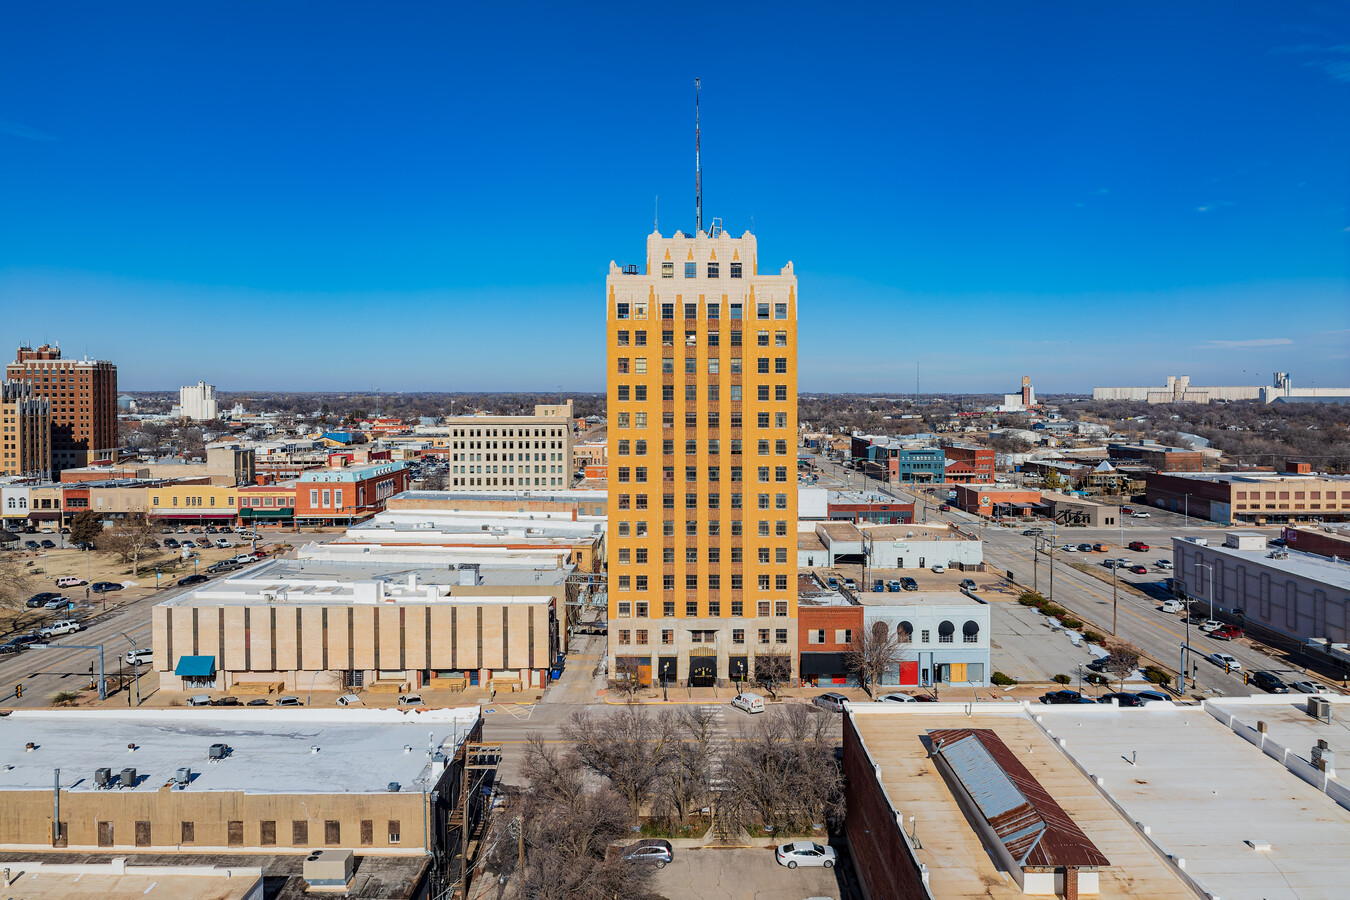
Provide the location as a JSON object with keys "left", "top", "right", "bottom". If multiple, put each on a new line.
{"left": 929, "top": 728, "right": 1110, "bottom": 870}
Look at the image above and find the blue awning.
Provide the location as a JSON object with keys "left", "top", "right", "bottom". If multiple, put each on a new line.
{"left": 174, "top": 655, "right": 216, "bottom": 677}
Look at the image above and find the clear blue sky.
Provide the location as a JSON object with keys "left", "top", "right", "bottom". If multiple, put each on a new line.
{"left": 1, "top": 2, "right": 1347, "bottom": 394}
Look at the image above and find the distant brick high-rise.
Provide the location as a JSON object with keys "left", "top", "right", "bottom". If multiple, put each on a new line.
{"left": 6, "top": 344, "right": 118, "bottom": 472}
{"left": 606, "top": 225, "right": 799, "bottom": 687}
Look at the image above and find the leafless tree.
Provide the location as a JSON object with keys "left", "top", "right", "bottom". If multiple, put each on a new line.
{"left": 0, "top": 554, "right": 35, "bottom": 611}
{"left": 98, "top": 515, "right": 160, "bottom": 576}
{"left": 562, "top": 706, "right": 678, "bottom": 819}
{"left": 717, "top": 706, "right": 843, "bottom": 834}
{"left": 1101, "top": 639, "right": 1142, "bottom": 689}
{"left": 753, "top": 645, "right": 793, "bottom": 697}
{"left": 607, "top": 656, "right": 643, "bottom": 700}
{"left": 652, "top": 705, "right": 722, "bottom": 826}
{"left": 844, "top": 619, "right": 905, "bottom": 697}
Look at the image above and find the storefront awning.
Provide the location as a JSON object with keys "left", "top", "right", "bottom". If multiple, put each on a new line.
{"left": 174, "top": 655, "right": 216, "bottom": 677}
{"left": 799, "top": 652, "right": 849, "bottom": 676}
{"left": 239, "top": 508, "right": 293, "bottom": 519}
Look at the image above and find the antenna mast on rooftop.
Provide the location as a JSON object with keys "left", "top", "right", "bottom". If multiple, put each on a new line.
{"left": 695, "top": 77, "right": 702, "bottom": 234}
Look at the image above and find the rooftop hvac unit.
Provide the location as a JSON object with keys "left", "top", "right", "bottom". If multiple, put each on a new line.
{"left": 208, "top": 743, "right": 229, "bottom": 760}
{"left": 303, "top": 849, "right": 355, "bottom": 888}
{"left": 174, "top": 767, "right": 192, "bottom": 786}
{"left": 387, "top": 781, "right": 401, "bottom": 792}
{"left": 94, "top": 767, "right": 112, "bottom": 788}
{"left": 119, "top": 767, "right": 137, "bottom": 788}
{"left": 1309, "top": 697, "right": 1332, "bottom": 722}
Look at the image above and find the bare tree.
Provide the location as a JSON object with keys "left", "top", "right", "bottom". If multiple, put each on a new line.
{"left": 1101, "top": 639, "right": 1142, "bottom": 690}
{"left": 652, "top": 706, "right": 722, "bottom": 826}
{"left": 98, "top": 515, "right": 160, "bottom": 576}
{"left": 753, "top": 645, "right": 793, "bottom": 697}
{"left": 717, "top": 706, "right": 844, "bottom": 835}
{"left": 0, "top": 554, "right": 35, "bottom": 611}
{"left": 608, "top": 656, "right": 643, "bottom": 700}
{"left": 562, "top": 706, "right": 677, "bottom": 819}
{"left": 844, "top": 619, "right": 905, "bottom": 697}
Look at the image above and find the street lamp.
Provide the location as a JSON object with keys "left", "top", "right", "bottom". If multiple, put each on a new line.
{"left": 121, "top": 632, "right": 141, "bottom": 707}
{"left": 1193, "top": 561, "right": 1215, "bottom": 621}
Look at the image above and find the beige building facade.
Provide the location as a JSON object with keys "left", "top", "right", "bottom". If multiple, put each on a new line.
{"left": 1, "top": 379, "right": 52, "bottom": 479}
{"left": 446, "top": 402, "right": 574, "bottom": 490}
{"left": 606, "top": 226, "right": 799, "bottom": 687}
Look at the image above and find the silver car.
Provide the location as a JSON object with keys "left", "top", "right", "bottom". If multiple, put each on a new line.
{"left": 775, "top": 841, "right": 837, "bottom": 869}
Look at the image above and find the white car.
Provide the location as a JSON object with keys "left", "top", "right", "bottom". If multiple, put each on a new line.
{"left": 775, "top": 841, "right": 837, "bottom": 869}
{"left": 1132, "top": 512, "right": 1151, "bottom": 518}
{"left": 126, "top": 648, "right": 153, "bottom": 666}
{"left": 336, "top": 693, "right": 363, "bottom": 706}
{"left": 1198, "top": 620, "right": 1222, "bottom": 633}
{"left": 879, "top": 692, "right": 918, "bottom": 703}
{"left": 1060, "top": 544, "right": 1077, "bottom": 552}
{"left": 43, "top": 597, "right": 71, "bottom": 610}
{"left": 1208, "top": 652, "right": 1242, "bottom": 671}
{"left": 931, "top": 565, "right": 946, "bottom": 574}
{"left": 214, "top": 539, "right": 231, "bottom": 548}
{"left": 1156, "top": 559, "right": 1173, "bottom": 569}
{"left": 1289, "top": 680, "right": 1331, "bottom": 694}
{"left": 39, "top": 620, "right": 80, "bottom": 637}
{"left": 731, "top": 692, "right": 765, "bottom": 713}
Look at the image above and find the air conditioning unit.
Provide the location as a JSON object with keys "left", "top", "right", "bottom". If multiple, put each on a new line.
{"left": 208, "top": 743, "right": 229, "bottom": 760}
{"left": 94, "top": 767, "right": 112, "bottom": 788}
{"left": 119, "top": 767, "right": 137, "bottom": 788}
{"left": 303, "top": 849, "right": 355, "bottom": 888}
{"left": 174, "top": 767, "right": 192, "bottom": 787}
{"left": 1309, "top": 697, "right": 1332, "bottom": 722}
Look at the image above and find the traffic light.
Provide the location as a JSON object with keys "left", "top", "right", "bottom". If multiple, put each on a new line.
{"left": 15, "top": 683, "right": 22, "bottom": 698}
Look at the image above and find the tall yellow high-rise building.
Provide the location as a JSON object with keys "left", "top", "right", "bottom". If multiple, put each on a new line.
{"left": 606, "top": 224, "right": 798, "bottom": 687}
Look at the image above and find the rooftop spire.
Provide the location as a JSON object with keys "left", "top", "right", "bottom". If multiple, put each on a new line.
{"left": 695, "top": 77, "right": 702, "bottom": 234}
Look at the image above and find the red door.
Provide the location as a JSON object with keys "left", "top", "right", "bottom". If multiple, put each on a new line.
{"left": 899, "top": 661, "right": 919, "bottom": 686}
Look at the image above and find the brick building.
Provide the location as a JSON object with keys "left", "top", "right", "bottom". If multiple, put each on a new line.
{"left": 295, "top": 459, "right": 409, "bottom": 527}
{"left": 798, "top": 576, "right": 863, "bottom": 687}
{"left": 6, "top": 343, "right": 118, "bottom": 472}
{"left": 1108, "top": 439, "right": 1204, "bottom": 472}
{"left": 940, "top": 443, "right": 995, "bottom": 483}
{"left": 954, "top": 484, "right": 1042, "bottom": 518}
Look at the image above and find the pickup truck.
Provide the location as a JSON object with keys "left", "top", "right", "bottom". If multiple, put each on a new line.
{"left": 1212, "top": 625, "right": 1244, "bottom": 641}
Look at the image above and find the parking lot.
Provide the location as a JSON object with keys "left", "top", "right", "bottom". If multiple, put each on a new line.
{"left": 650, "top": 846, "right": 851, "bottom": 900}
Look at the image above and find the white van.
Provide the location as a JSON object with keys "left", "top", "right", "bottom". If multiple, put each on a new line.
{"left": 55, "top": 576, "right": 86, "bottom": 588}
{"left": 1160, "top": 599, "right": 1185, "bottom": 614}
{"left": 731, "top": 692, "right": 765, "bottom": 714}
{"left": 126, "top": 648, "right": 153, "bottom": 666}
{"left": 188, "top": 695, "right": 213, "bottom": 707}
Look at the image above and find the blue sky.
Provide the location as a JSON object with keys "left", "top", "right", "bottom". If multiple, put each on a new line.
{"left": 1, "top": 2, "right": 1347, "bottom": 394}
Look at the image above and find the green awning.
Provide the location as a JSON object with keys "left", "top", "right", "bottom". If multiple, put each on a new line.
{"left": 174, "top": 655, "right": 216, "bottom": 677}
{"left": 239, "top": 508, "right": 294, "bottom": 519}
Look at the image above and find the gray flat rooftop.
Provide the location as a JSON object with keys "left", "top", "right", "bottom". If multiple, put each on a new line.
{"left": 0, "top": 708, "right": 480, "bottom": 795}
{"left": 856, "top": 590, "right": 983, "bottom": 608}
{"left": 243, "top": 558, "right": 570, "bottom": 586}
{"left": 859, "top": 523, "right": 972, "bottom": 541}
{"left": 391, "top": 489, "right": 607, "bottom": 502}
{"left": 1178, "top": 538, "right": 1350, "bottom": 591}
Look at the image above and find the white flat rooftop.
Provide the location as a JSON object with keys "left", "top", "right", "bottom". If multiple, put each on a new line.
{"left": 0, "top": 708, "right": 480, "bottom": 795}
{"left": 856, "top": 590, "right": 983, "bottom": 608}
{"left": 1177, "top": 538, "right": 1350, "bottom": 591}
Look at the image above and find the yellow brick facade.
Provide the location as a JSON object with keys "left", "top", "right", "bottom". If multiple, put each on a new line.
{"left": 148, "top": 483, "right": 238, "bottom": 518}
{"left": 606, "top": 227, "right": 798, "bottom": 685}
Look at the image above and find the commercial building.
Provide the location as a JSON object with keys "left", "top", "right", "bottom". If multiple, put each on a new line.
{"left": 236, "top": 481, "right": 297, "bottom": 528}
{"left": 1146, "top": 470, "right": 1350, "bottom": 524}
{"left": 1107, "top": 439, "right": 1203, "bottom": 472}
{"left": 6, "top": 343, "right": 118, "bottom": 471}
{"left": 446, "top": 402, "right": 574, "bottom": 490}
{"left": 851, "top": 435, "right": 945, "bottom": 483}
{"left": 1281, "top": 524, "right": 1350, "bottom": 560}
{"left": 0, "top": 707, "right": 484, "bottom": 896}
{"left": 954, "top": 484, "right": 1041, "bottom": 518}
{"left": 858, "top": 591, "right": 991, "bottom": 688}
{"left": 1039, "top": 491, "right": 1120, "bottom": 528}
{"left": 148, "top": 483, "right": 238, "bottom": 526}
{"left": 295, "top": 459, "right": 409, "bottom": 526}
{"left": 1093, "top": 371, "right": 1350, "bottom": 404}
{"left": 858, "top": 523, "right": 984, "bottom": 570}
{"left": 0, "top": 859, "right": 263, "bottom": 900}
{"left": 1172, "top": 531, "right": 1349, "bottom": 647}
{"left": 844, "top": 697, "right": 1350, "bottom": 900}
{"left": 826, "top": 490, "right": 914, "bottom": 524}
{"left": 206, "top": 443, "right": 256, "bottom": 486}
{"left": 940, "top": 442, "right": 996, "bottom": 483}
{"left": 386, "top": 488, "right": 607, "bottom": 519}
{"left": 152, "top": 557, "right": 565, "bottom": 692}
{"left": 797, "top": 575, "right": 862, "bottom": 687}
{"left": 179, "top": 381, "right": 219, "bottom": 421}
{"left": 606, "top": 225, "right": 798, "bottom": 687}
{"left": 1, "top": 379, "right": 52, "bottom": 479}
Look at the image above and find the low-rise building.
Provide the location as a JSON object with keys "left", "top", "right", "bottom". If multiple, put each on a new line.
{"left": 859, "top": 523, "right": 984, "bottom": 570}
{"left": 236, "top": 481, "right": 297, "bottom": 528}
{"left": 1281, "top": 524, "right": 1350, "bottom": 560}
{"left": 1147, "top": 470, "right": 1350, "bottom": 524}
{"left": 148, "top": 483, "right": 238, "bottom": 526}
{"left": 826, "top": 490, "right": 914, "bottom": 524}
{"left": 940, "top": 443, "right": 995, "bottom": 483}
{"left": 1039, "top": 491, "right": 1120, "bottom": 528}
{"left": 954, "top": 484, "right": 1041, "bottom": 518}
{"left": 294, "top": 459, "right": 409, "bottom": 526}
{"left": 857, "top": 591, "right": 991, "bottom": 688}
{"left": 797, "top": 575, "right": 863, "bottom": 687}
{"left": 445, "top": 403, "right": 574, "bottom": 490}
{"left": 1107, "top": 439, "right": 1204, "bottom": 472}
{"left": 385, "top": 488, "right": 607, "bottom": 519}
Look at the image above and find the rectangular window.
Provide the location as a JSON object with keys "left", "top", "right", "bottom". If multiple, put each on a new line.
{"left": 662, "top": 629, "right": 674, "bottom": 645}
{"left": 686, "top": 600, "right": 698, "bottom": 615}
{"left": 662, "top": 262, "right": 674, "bottom": 278}
{"left": 757, "top": 302, "right": 770, "bottom": 319}
{"left": 685, "top": 262, "right": 696, "bottom": 278}
{"left": 261, "top": 820, "right": 277, "bottom": 846}
{"left": 136, "top": 820, "right": 152, "bottom": 847}
{"left": 228, "top": 820, "right": 244, "bottom": 846}
{"left": 730, "top": 262, "right": 742, "bottom": 278}
{"left": 293, "top": 821, "right": 309, "bottom": 845}
{"left": 775, "top": 302, "right": 787, "bottom": 319}
{"left": 775, "top": 628, "right": 788, "bottom": 644}
{"left": 388, "top": 821, "right": 401, "bottom": 844}
{"left": 664, "top": 601, "right": 676, "bottom": 617}
{"left": 731, "top": 600, "right": 744, "bottom": 616}
{"left": 325, "top": 820, "right": 341, "bottom": 844}
{"left": 181, "top": 821, "right": 195, "bottom": 844}
{"left": 707, "top": 262, "right": 719, "bottom": 278}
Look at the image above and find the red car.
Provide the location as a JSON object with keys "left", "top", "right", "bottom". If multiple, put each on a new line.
{"left": 1212, "top": 625, "right": 1244, "bottom": 641}
{"left": 1129, "top": 565, "right": 1149, "bottom": 574}
{"left": 939, "top": 504, "right": 951, "bottom": 511}
{"left": 1122, "top": 507, "right": 1134, "bottom": 514}
{"left": 1128, "top": 541, "right": 1149, "bottom": 552}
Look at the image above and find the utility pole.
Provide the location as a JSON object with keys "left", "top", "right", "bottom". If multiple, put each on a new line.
{"left": 1112, "top": 562, "right": 1118, "bottom": 636}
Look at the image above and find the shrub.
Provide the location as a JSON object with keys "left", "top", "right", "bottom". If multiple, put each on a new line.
{"left": 1083, "top": 631, "right": 1105, "bottom": 644}
{"left": 1060, "top": 617, "right": 1083, "bottom": 630}
{"left": 1086, "top": 673, "right": 1109, "bottom": 686}
{"left": 991, "top": 671, "right": 1018, "bottom": 686}
{"left": 1143, "top": 666, "right": 1173, "bottom": 688}
{"left": 1041, "top": 604, "right": 1067, "bottom": 619}
{"left": 51, "top": 690, "right": 81, "bottom": 706}
{"left": 1052, "top": 674, "right": 1072, "bottom": 685}
{"left": 1017, "top": 593, "right": 1044, "bottom": 607}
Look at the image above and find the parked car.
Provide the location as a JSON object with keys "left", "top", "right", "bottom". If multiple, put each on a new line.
{"left": 1101, "top": 692, "right": 1144, "bottom": 707}
{"left": 1129, "top": 565, "right": 1149, "bottom": 575}
{"left": 39, "top": 620, "right": 80, "bottom": 637}
{"left": 213, "top": 696, "right": 242, "bottom": 706}
{"left": 180, "top": 540, "right": 197, "bottom": 548}
{"left": 26, "top": 592, "right": 60, "bottom": 608}
{"left": 1251, "top": 671, "right": 1289, "bottom": 694}
{"left": 1133, "top": 691, "right": 1171, "bottom": 704}
{"left": 1160, "top": 599, "right": 1186, "bottom": 613}
{"left": 1077, "top": 543, "right": 1094, "bottom": 552}
{"left": 24, "top": 540, "right": 40, "bottom": 550}
{"left": 336, "top": 693, "right": 363, "bottom": 706}
{"left": 232, "top": 553, "right": 257, "bottom": 564}
{"left": 215, "top": 539, "right": 232, "bottom": 548}
{"left": 1093, "top": 543, "right": 1108, "bottom": 552}
{"left": 1289, "top": 680, "right": 1331, "bottom": 694}
{"left": 1039, "top": 690, "right": 1089, "bottom": 704}
{"left": 1060, "top": 544, "right": 1077, "bottom": 552}
{"left": 842, "top": 578, "right": 857, "bottom": 590}
{"left": 43, "top": 597, "right": 71, "bottom": 610}
{"left": 1132, "top": 512, "right": 1151, "bottom": 518}
{"left": 900, "top": 577, "right": 918, "bottom": 591}
{"left": 164, "top": 539, "right": 181, "bottom": 548}
{"left": 276, "top": 696, "right": 302, "bottom": 706}
{"left": 91, "top": 582, "right": 123, "bottom": 593}
{"left": 813, "top": 692, "right": 848, "bottom": 712}
{"left": 55, "top": 576, "right": 86, "bottom": 588}
{"left": 1022, "top": 528, "right": 1044, "bottom": 536}
{"left": 246, "top": 698, "right": 270, "bottom": 706}
{"left": 0, "top": 634, "right": 41, "bottom": 654}
{"left": 1197, "top": 620, "right": 1222, "bottom": 633}
{"left": 126, "top": 648, "right": 153, "bottom": 666}
{"left": 1212, "top": 625, "right": 1244, "bottom": 641}
{"left": 397, "top": 694, "right": 424, "bottom": 706}
{"left": 931, "top": 564, "right": 946, "bottom": 574}
{"left": 1128, "top": 541, "right": 1150, "bottom": 552}
{"left": 1121, "top": 507, "right": 1134, "bottom": 515}
{"left": 1085, "top": 657, "right": 1110, "bottom": 673}
{"left": 1156, "top": 559, "right": 1173, "bottom": 570}
{"left": 731, "top": 692, "right": 766, "bottom": 714}
{"left": 621, "top": 839, "right": 673, "bottom": 868}
{"left": 880, "top": 692, "right": 918, "bottom": 703}
{"left": 775, "top": 841, "right": 837, "bottom": 869}
{"left": 178, "top": 574, "right": 210, "bottom": 587}
{"left": 960, "top": 578, "right": 978, "bottom": 591}
{"left": 1208, "top": 652, "right": 1242, "bottom": 671}
{"left": 886, "top": 580, "right": 901, "bottom": 592}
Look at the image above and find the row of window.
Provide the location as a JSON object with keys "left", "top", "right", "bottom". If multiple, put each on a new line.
{"left": 615, "top": 411, "right": 791, "bottom": 429}
{"left": 451, "top": 428, "right": 563, "bottom": 438}
{"left": 1235, "top": 490, "right": 1343, "bottom": 500}
{"left": 615, "top": 330, "right": 789, "bottom": 349}
{"left": 453, "top": 476, "right": 564, "bottom": 487}
{"left": 617, "top": 383, "right": 790, "bottom": 403}
{"left": 616, "top": 466, "right": 792, "bottom": 485}
{"left": 617, "top": 298, "right": 790, "bottom": 319}
{"left": 615, "top": 519, "right": 791, "bottom": 537}
{"left": 615, "top": 493, "right": 791, "bottom": 512}
{"left": 93, "top": 818, "right": 400, "bottom": 848}
{"left": 615, "top": 572, "right": 793, "bottom": 593}
{"left": 616, "top": 545, "right": 789, "bottom": 564}
{"left": 616, "top": 600, "right": 791, "bottom": 618}
{"left": 152, "top": 495, "right": 237, "bottom": 507}
{"left": 618, "top": 627, "right": 790, "bottom": 645}
{"left": 617, "top": 439, "right": 790, "bottom": 457}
